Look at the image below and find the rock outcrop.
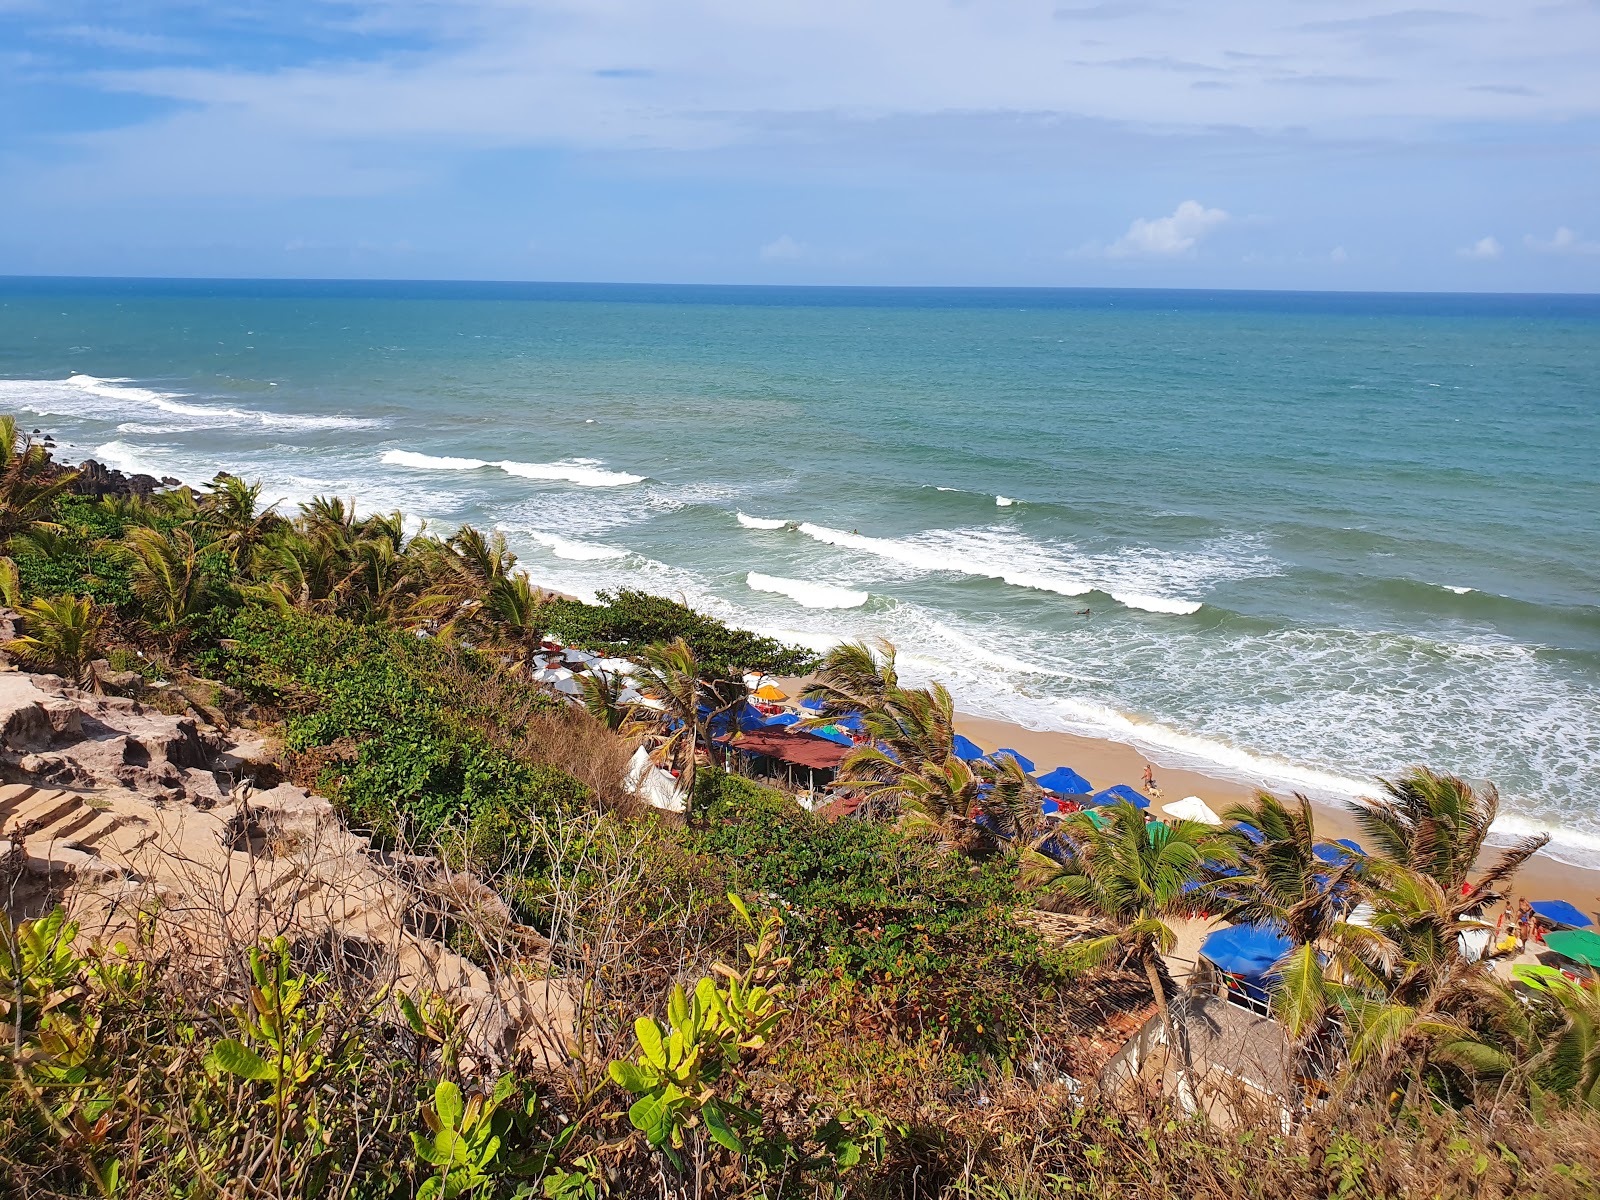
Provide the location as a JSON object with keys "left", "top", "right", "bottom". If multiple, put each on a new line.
{"left": 0, "top": 671, "right": 577, "bottom": 1075}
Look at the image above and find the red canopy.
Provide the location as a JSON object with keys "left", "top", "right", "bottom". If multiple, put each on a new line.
{"left": 730, "top": 730, "right": 851, "bottom": 770}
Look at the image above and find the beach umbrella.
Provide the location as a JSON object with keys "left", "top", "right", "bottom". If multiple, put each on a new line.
{"left": 1199, "top": 923, "right": 1293, "bottom": 1008}
{"left": 617, "top": 687, "right": 644, "bottom": 704}
{"left": 1037, "top": 766, "right": 1092, "bottom": 795}
{"left": 1090, "top": 784, "right": 1149, "bottom": 810}
{"left": 595, "top": 657, "right": 638, "bottom": 674}
{"left": 1161, "top": 796, "right": 1222, "bottom": 825}
{"left": 988, "top": 748, "right": 1036, "bottom": 773}
{"left": 1313, "top": 839, "right": 1365, "bottom": 866}
{"left": 801, "top": 697, "right": 825, "bottom": 711}
{"left": 1545, "top": 929, "right": 1600, "bottom": 969}
{"left": 1040, "top": 797, "right": 1062, "bottom": 816}
{"left": 810, "top": 726, "right": 855, "bottom": 747}
{"left": 1233, "top": 821, "right": 1265, "bottom": 844}
{"left": 762, "top": 711, "right": 800, "bottom": 727}
{"left": 551, "top": 677, "right": 583, "bottom": 696}
{"left": 755, "top": 683, "right": 788, "bottom": 701}
{"left": 952, "top": 735, "right": 987, "bottom": 761}
{"left": 1530, "top": 900, "right": 1595, "bottom": 930}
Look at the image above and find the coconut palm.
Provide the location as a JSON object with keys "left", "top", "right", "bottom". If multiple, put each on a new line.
{"left": 633, "top": 637, "right": 744, "bottom": 798}
{"left": 1214, "top": 792, "right": 1389, "bottom": 1043}
{"left": 0, "top": 417, "right": 76, "bottom": 542}
{"left": 198, "top": 474, "right": 280, "bottom": 567}
{"left": 801, "top": 637, "right": 900, "bottom": 718}
{"left": 579, "top": 669, "right": 646, "bottom": 734}
{"left": 1514, "top": 965, "right": 1600, "bottom": 1111}
{"left": 1354, "top": 767, "right": 1547, "bottom": 898}
{"left": 477, "top": 574, "right": 551, "bottom": 675}
{"left": 122, "top": 526, "right": 214, "bottom": 649}
{"left": 3, "top": 594, "right": 105, "bottom": 686}
{"left": 1023, "top": 802, "right": 1231, "bottom": 1073}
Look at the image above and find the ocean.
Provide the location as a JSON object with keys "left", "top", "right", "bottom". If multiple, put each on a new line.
{"left": 3, "top": 278, "right": 1597, "bottom": 862}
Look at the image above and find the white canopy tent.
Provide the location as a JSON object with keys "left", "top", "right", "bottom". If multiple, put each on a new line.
{"left": 623, "top": 745, "right": 686, "bottom": 813}
{"left": 1161, "top": 795, "right": 1222, "bottom": 825}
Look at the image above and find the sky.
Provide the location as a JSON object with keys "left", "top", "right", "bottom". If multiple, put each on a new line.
{"left": 1, "top": 1, "right": 1598, "bottom": 290}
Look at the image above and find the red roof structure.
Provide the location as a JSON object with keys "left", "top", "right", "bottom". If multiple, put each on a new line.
{"left": 728, "top": 730, "right": 851, "bottom": 770}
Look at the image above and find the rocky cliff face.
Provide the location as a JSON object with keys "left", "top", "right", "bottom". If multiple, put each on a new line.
{"left": 0, "top": 669, "right": 576, "bottom": 1074}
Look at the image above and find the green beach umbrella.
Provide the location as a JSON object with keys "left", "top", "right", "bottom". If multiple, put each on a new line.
{"left": 1545, "top": 929, "right": 1600, "bottom": 969}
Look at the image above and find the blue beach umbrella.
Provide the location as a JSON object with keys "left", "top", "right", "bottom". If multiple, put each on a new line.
{"left": 810, "top": 726, "right": 856, "bottom": 748}
{"left": 952, "top": 735, "right": 987, "bottom": 761}
{"left": 1037, "top": 766, "right": 1092, "bottom": 796}
{"left": 762, "top": 711, "right": 800, "bottom": 728}
{"left": 1529, "top": 899, "right": 1594, "bottom": 929}
{"left": 1090, "top": 784, "right": 1149, "bottom": 810}
{"left": 1233, "top": 821, "right": 1265, "bottom": 845}
{"left": 988, "top": 748, "right": 1036, "bottom": 773}
{"left": 1200, "top": 923, "right": 1294, "bottom": 982}
{"left": 1313, "top": 838, "right": 1365, "bottom": 866}
{"left": 800, "top": 697, "right": 825, "bottom": 711}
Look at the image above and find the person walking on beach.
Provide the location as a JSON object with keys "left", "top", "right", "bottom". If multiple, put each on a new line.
{"left": 1142, "top": 764, "right": 1156, "bottom": 794}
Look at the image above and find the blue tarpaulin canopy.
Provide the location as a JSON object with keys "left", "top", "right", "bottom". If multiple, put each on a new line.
{"left": 762, "top": 711, "right": 800, "bottom": 728}
{"left": 1200, "top": 923, "right": 1293, "bottom": 983}
{"left": 1091, "top": 784, "right": 1149, "bottom": 810}
{"left": 952, "top": 735, "right": 987, "bottom": 761}
{"left": 1037, "top": 766, "right": 1092, "bottom": 795}
{"left": 810, "top": 726, "right": 856, "bottom": 748}
{"left": 1314, "top": 838, "right": 1366, "bottom": 865}
{"left": 1234, "top": 821, "right": 1265, "bottom": 844}
{"left": 800, "top": 697, "right": 825, "bottom": 711}
{"left": 1530, "top": 899, "right": 1594, "bottom": 929}
{"left": 988, "top": 748, "right": 1036, "bottom": 773}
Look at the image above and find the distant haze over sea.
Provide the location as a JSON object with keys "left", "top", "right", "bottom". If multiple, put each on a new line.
{"left": 5, "top": 278, "right": 1597, "bottom": 863}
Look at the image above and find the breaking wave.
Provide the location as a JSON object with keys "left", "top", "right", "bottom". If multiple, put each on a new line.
{"left": 736, "top": 512, "right": 791, "bottom": 530}
{"left": 381, "top": 449, "right": 643, "bottom": 486}
{"left": 745, "top": 571, "right": 869, "bottom": 610}
{"left": 0, "top": 375, "right": 381, "bottom": 431}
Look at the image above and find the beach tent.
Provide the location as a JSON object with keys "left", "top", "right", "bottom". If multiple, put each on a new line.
{"left": 1313, "top": 838, "right": 1366, "bottom": 866}
{"left": 1530, "top": 900, "right": 1595, "bottom": 930}
{"left": 1162, "top": 796, "right": 1222, "bottom": 825}
{"left": 989, "top": 748, "right": 1036, "bottom": 773}
{"left": 1091, "top": 784, "right": 1149, "bottom": 810}
{"left": 1545, "top": 929, "right": 1600, "bottom": 969}
{"left": 1200, "top": 923, "right": 1294, "bottom": 1007}
{"left": 1037, "top": 766, "right": 1093, "bottom": 795}
{"left": 952, "top": 735, "right": 987, "bottom": 761}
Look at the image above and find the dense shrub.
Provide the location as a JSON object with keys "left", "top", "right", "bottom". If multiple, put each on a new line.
{"left": 215, "top": 608, "right": 588, "bottom": 843}
{"left": 542, "top": 588, "right": 818, "bottom": 675}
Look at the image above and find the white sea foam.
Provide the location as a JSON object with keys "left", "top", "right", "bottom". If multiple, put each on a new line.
{"left": 0, "top": 375, "right": 379, "bottom": 431}
{"left": 996, "top": 495, "right": 1016, "bottom": 507}
{"left": 737, "top": 512, "right": 791, "bottom": 530}
{"left": 796, "top": 523, "right": 1095, "bottom": 598}
{"left": 521, "top": 530, "right": 629, "bottom": 561}
{"left": 90, "top": 440, "right": 170, "bottom": 477}
{"left": 746, "top": 571, "right": 868, "bottom": 610}
{"left": 1445, "top": 585, "right": 1475, "bottom": 595}
{"left": 381, "top": 449, "right": 643, "bottom": 487}
{"left": 1110, "top": 592, "right": 1203, "bottom": 615}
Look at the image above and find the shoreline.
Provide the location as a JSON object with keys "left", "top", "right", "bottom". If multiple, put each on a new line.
{"left": 953, "top": 711, "right": 1600, "bottom": 919}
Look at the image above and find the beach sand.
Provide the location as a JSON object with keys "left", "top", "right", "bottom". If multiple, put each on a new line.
{"left": 954, "top": 712, "right": 1600, "bottom": 921}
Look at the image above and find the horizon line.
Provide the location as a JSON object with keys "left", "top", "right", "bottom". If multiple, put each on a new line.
{"left": 2, "top": 273, "right": 1598, "bottom": 301}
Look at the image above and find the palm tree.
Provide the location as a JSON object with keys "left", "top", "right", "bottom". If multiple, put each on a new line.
{"left": 801, "top": 638, "right": 900, "bottom": 717}
{"left": 198, "top": 474, "right": 280, "bottom": 567}
{"left": 122, "top": 526, "right": 213, "bottom": 649}
{"left": 1214, "top": 792, "right": 1388, "bottom": 1044}
{"left": 477, "top": 574, "right": 550, "bottom": 675}
{"left": 1514, "top": 965, "right": 1600, "bottom": 1111}
{"left": 1023, "top": 802, "right": 1230, "bottom": 1075}
{"left": 634, "top": 637, "right": 746, "bottom": 799}
{"left": 1354, "top": 767, "right": 1547, "bottom": 898}
{"left": 4, "top": 594, "right": 105, "bottom": 686}
{"left": 0, "top": 416, "right": 76, "bottom": 541}
{"left": 579, "top": 669, "right": 645, "bottom": 734}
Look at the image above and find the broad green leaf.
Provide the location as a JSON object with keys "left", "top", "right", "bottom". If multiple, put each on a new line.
{"left": 628, "top": 1094, "right": 671, "bottom": 1146}
{"left": 727, "top": 893, "right": 753, "bottom": 927}
{"left": 206, "top": 1038, "right": 274, "bottom": 1081}
{"left": 399, "top": 993, "right": 424, "bottom": 1034}
{"left": 608, "top": 1060, "right": 653, "bottom": 1093}
{"left": 667, "top": 985, "right": 689, "bottom": 1027}
{"left": 434, "top": 1080, "right": 465, "bottom": 1132}
{"left": 635, "top": 1018, "right": 667, "bottom": 1069}
{"left": 701, "top": 1101, "right": 744, "bottom": 1153}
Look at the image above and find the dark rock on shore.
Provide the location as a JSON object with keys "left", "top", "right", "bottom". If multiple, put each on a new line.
{"left": 66, "top": 458, "right": 182, "bottom": 499}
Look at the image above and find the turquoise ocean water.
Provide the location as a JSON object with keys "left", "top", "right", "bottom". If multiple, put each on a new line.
{"left": 3, "top": 279, "right": 1597, "bottom": 861}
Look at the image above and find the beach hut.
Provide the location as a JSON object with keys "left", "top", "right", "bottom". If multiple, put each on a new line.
{"left": 1529, "top": 900, "right": 1595, "bottom": 931}
{"left": 1161, "top": 795, "right": 1222, "bottom": 825}
{"left": 1090, "top": 784, "right": 1149, "bottom": 810}
{"left": 1199, "top": 923, "right": 1294, "bottom": 1011}
{"left": 989, "top": 748, "right": 1036, "bottom": 773}
{"left": 952, "top": 735, "right": 987, "bottom": 761}
{"left": 1544, "top": 929, "right": 1600, "bottom": 970}
{"left": 1037, "top": 766, "right": 1092, "bottom": 795}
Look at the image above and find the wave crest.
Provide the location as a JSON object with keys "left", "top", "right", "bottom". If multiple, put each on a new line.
{"left": 746, "top": 571, "right": 869, "bottom": 609}
{"left": 381, "top": 449, "right": 643, "bottom": 487}
{"left": 737, "top": 512, "right": 790, "bottom": 530}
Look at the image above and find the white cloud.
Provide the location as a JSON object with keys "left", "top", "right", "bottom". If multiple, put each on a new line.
{"left": 1457, "top": 235, "right": 1502, "bottom": 259}
{"left": 1105, "top": 200, "right": 1229, "bottom": 258}
{"left": 1524, "top": 227, "right": 1600, "bottom": 255}
{"left": 759, "top": 234, "right": 805, "bottom": 261}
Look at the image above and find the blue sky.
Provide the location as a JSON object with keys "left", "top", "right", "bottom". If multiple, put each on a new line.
{"left": 2, "top": 1, "right": 1597, "bottom": 290}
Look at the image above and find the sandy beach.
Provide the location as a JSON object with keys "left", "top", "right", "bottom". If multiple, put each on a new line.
{"left": 953, "top": 711, "right": 1600, "bottom": 920}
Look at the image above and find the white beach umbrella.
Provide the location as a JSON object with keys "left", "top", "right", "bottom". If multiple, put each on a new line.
{"left": 1161, "top": 796, "right": 1222, "bottom": 825}
{"left": 551, "top": 677, "right": 584, "bottom": 696}
{"left": 596, "top": 657, "right": 638, "bottom": 674}
{"left": 618, "top": 687, "right": 644, "bottom": 704}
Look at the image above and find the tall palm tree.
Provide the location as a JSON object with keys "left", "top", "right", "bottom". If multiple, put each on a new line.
{"left": 122, "top": 526, "right": 213, "bottom": 649}
{"left": 198, "top": 474, "right": 280, "bottom": 567}
{"left": 477, "top": 574, "right": 550, "bottom": 675}
{"left": 1215, "top": 792, "right": 1389, "bottom": 1043}
{"left": 1514, "top": 965, "right": 1600, "bottom": 1111}
{"left": 1354, "top": 767, "right": 1547, "bottom": 898}
{"left": 1023, "top": 802, "right": 1230, "bottom": 1073}
{"left": 0, "top": 416, "right": 76, "bottom": 541}
{"left": 4, "top": 594, "right": 106, "bottom": 686}
{"left": 634, "top": 637, "right": 746, "bottom": 799}
{"left": 579, "top": 668, "right": 646, "bottom": 734}
{"left": 801, "top": 638, "right": 900, "bottom": 717}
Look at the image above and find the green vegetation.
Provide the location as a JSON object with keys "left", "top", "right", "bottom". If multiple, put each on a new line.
{"left": 3, "top": 422, "right": 1599, "bottom": 1198}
